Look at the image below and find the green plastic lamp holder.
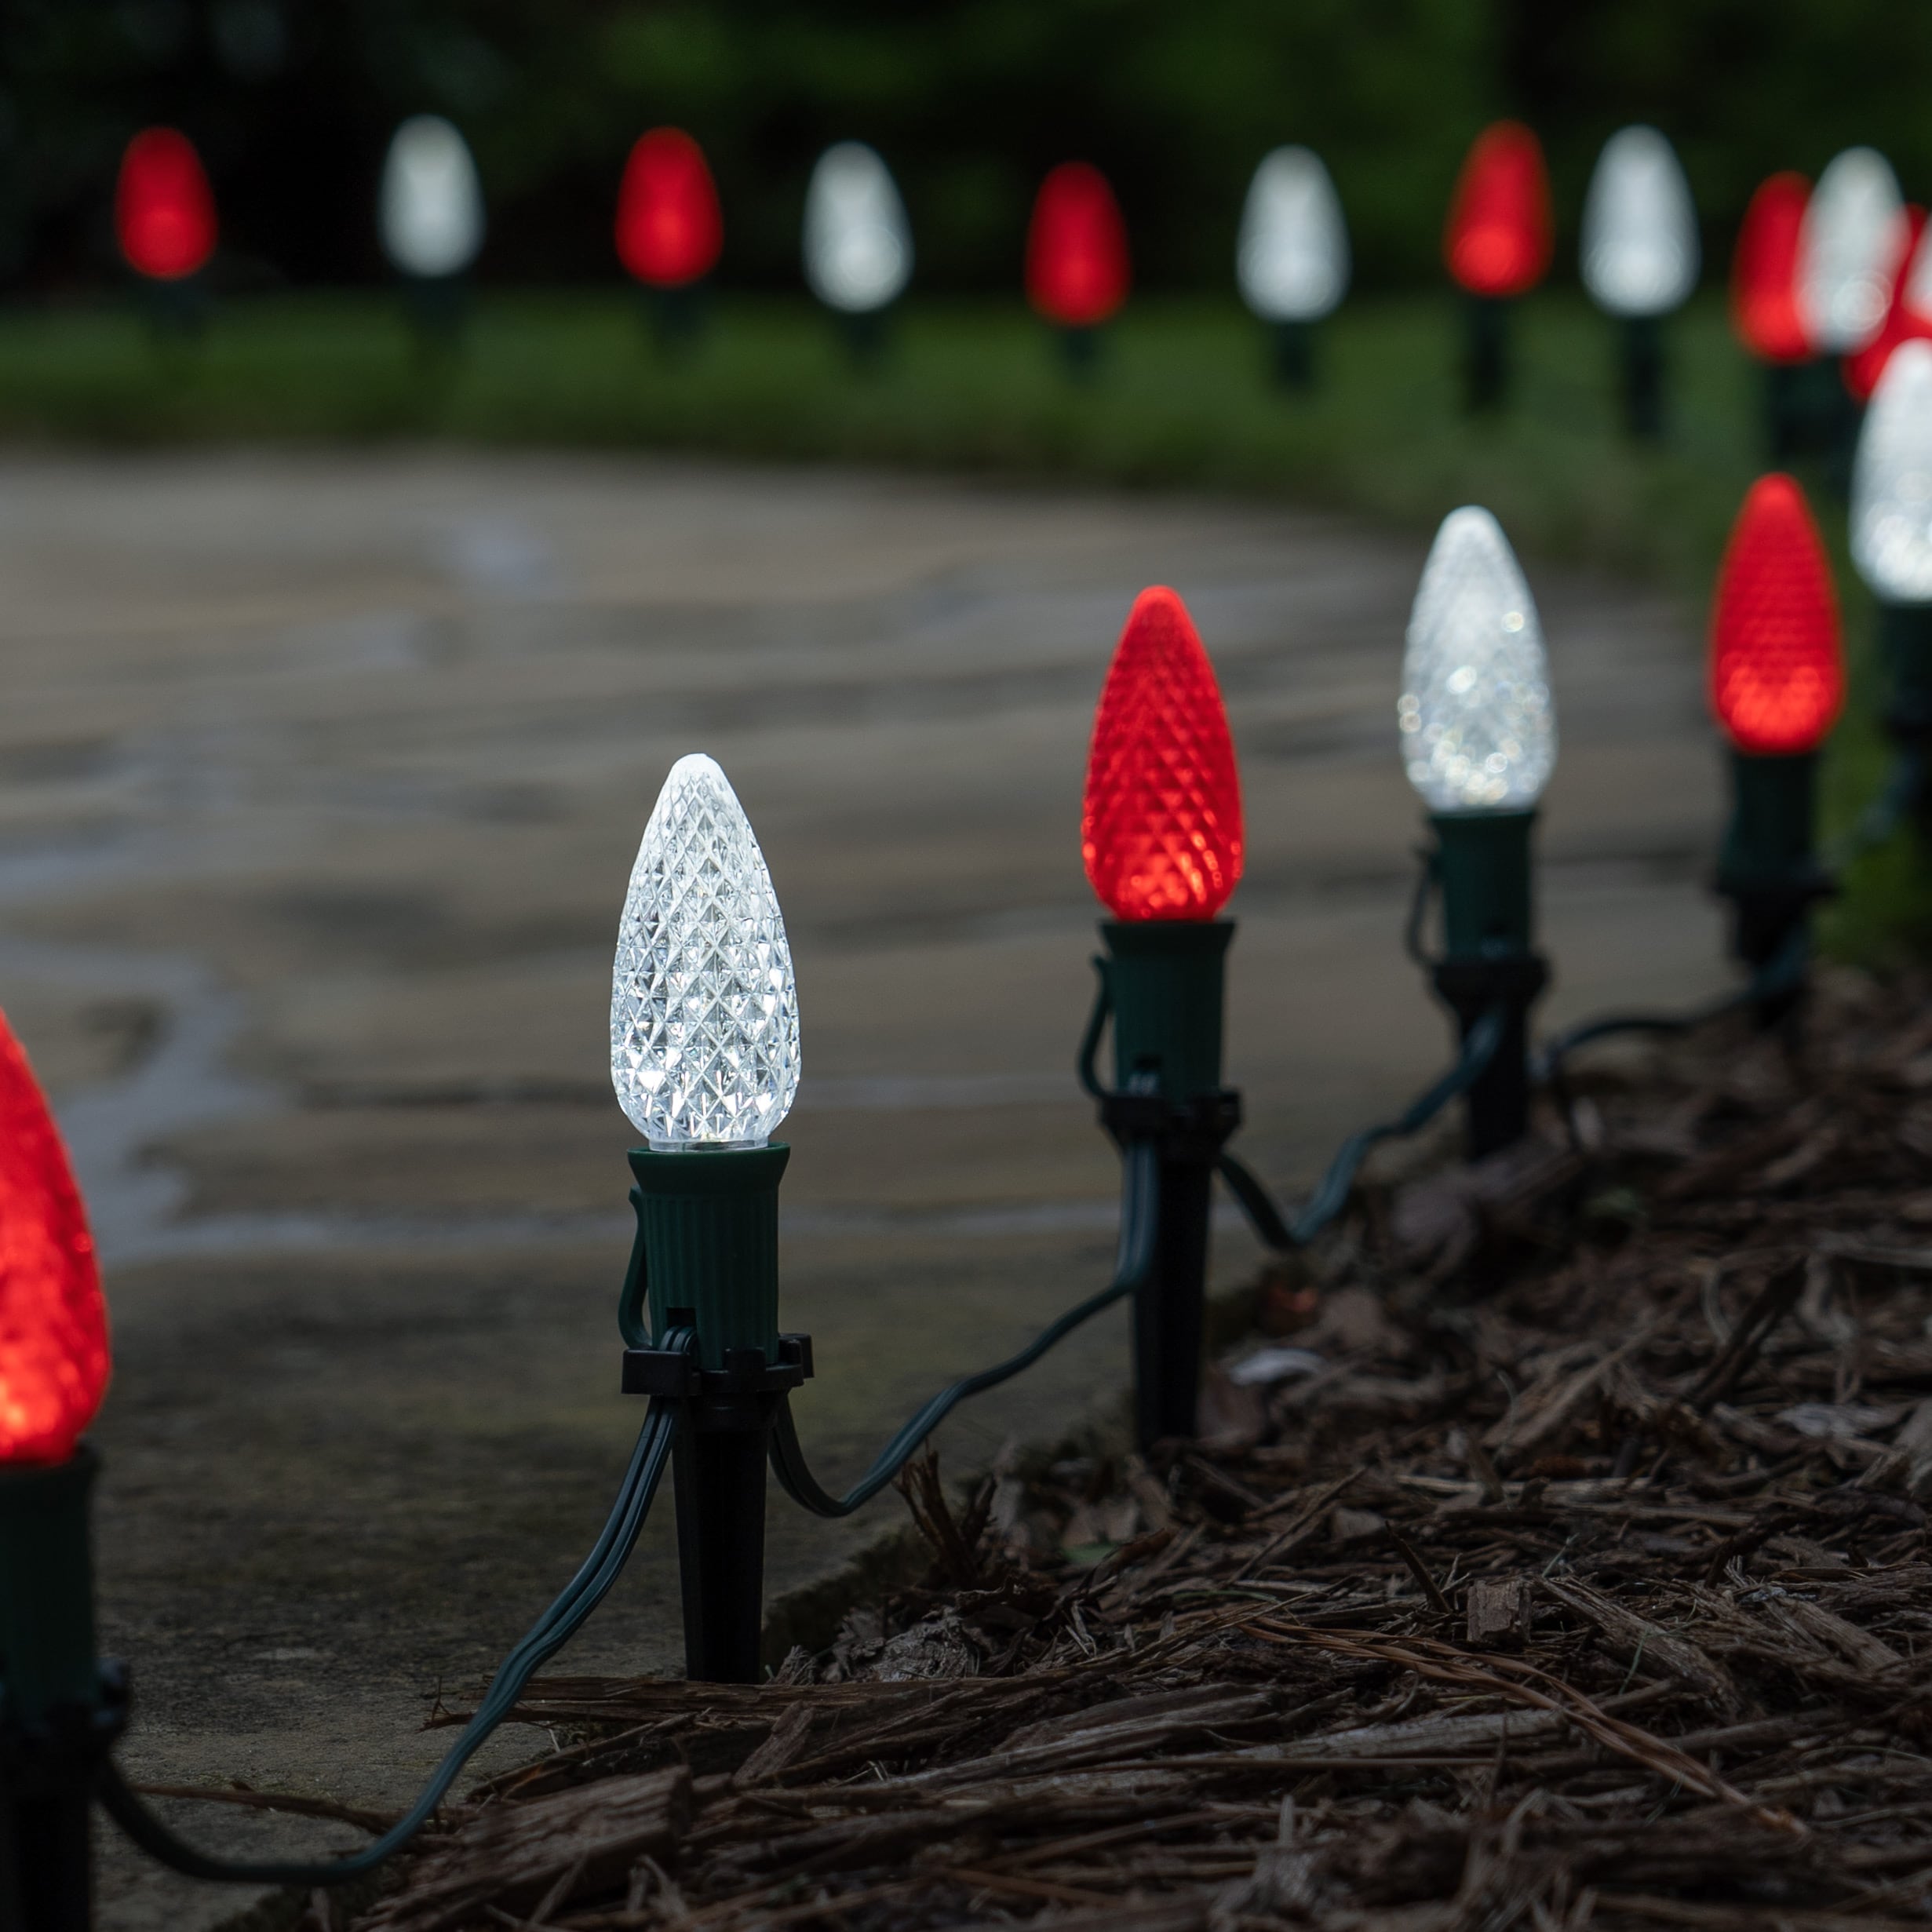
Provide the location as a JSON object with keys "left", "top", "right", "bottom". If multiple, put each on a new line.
{"left": 618, "top": 1143, "right": 810, "bottom": 1685}
{"left": 1715, "top": 751, "right": 1831, "bottom": 1007}
{"left": 1881, "top": 603, "right": 1932, "bottom": 795}
{"left": 1464, "top": 295, "right": 1511, "bottom": 413}
{"left": 1425, "top": 811, "right": 1549, "bottom": 1158}
{"left": 0, "top": 1449, "right": 126, "bottom": 1932}
{"left": 1091, "top": 919, "right": 1241, "bottom": 1449}
{"left": 1271, "top": 319, "right": 1315, "bottom": 391}
{"left": 1619, "top": 315, "right": 1664, "bottom": 440}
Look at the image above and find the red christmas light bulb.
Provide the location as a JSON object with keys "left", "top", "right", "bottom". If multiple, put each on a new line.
{"left": 1443, "top": 122, "right": 1552, "bottom": 298}
{"left": 0, "top": 1010, "right": 108, "bottom": 1466}
{"left": 115, "top": 128, "right": 217, "bottom": 282}
{"left": 1846, "top": 206, "right": 1930, "bottom": 403}
{"left": 1708, "top": 475, "right": 1844, "bottom": 756}
{"left": 1026, "top": 163, "right": 1130, "bottom": 327}
{"left": 1730, "top": 173, "right": 1814, "bottom": 363}
{"left": 1083, "top": 587, "right": 1243, "bottom": 920}
{"left": 615, "top": 129, "right": 724, "bottom": 288}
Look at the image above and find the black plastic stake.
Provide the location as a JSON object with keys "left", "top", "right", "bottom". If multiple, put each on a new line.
{"left": 671, "top": 1413, "right": 770, "bottom": 1685}
{"left": 1620, "top": 314, "right": 1664, "bottom": 439}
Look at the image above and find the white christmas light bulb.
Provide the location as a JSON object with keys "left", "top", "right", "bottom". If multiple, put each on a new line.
{"left": 611, "top": 754, "right": 801, "bottom": 1150}
{"left": 379, "top": 115, "right": 485, "bottom": 279}
{"left": 1399, "top": 508, "right": 1556, "bottom": 813}
{"left": 1579, "top": 126, "right": 1699, "bottom": 318}
{"left": 1797, "top": 146, "right": 1902, "bottom": 353}
{"left": 1851, "top": 337, "right": 1932, "bottom": 603}
{"left": 1903, "top": 220, "right": 1932, "bottom": 323}
{"left": 803, "top": 143, "right": 912, "bottom": 314}
{"left": 1236, "top": 147, "right": 1350, "bottom": 323}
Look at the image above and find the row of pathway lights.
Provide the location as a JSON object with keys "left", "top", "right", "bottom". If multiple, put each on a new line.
{"left": 111, "top": 111, "right": 1907, "bottom": 425}
{"left": 0, "top": 417, "right": 1902, "bottom": 1916}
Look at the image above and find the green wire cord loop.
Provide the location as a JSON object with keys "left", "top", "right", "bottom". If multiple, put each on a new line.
{"left": 770, "top": 1140, "right": 1161, "bottom": 1518}
{"left": 97, "top": 1331, "right": 693, "bottom": 1888}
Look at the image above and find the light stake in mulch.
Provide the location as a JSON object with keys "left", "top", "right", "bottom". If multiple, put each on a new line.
{"left": 1442, "top": 122, "right": 1551, "bottom": 414}
{"left": 1235, "top": 146, "right": 1349, "bottom": 391}
{"left": 377, "top": 115, "right": 486, "bottom": 351}
{"left": 1796, "top": 146, "right": 1903, "bottom": 492}
{"left": 615, "top": 129, "right": 724, "bottom": 353}
{"left": 115, "top": 127, "right": 217, "bottom": 339}
{"left": 1400, "top": 507, "right": 1556, "bottom": 1157}
{"left": 609, "top": 754, "right": 806, "bottom": 1685}
{"left": 1579, "top": 126, "right": 1699, "bottom": 440}
{"left": 1708, "top": 474, "right": 1844, "bottom": 1001}
{"left": 0, "top": 1012, "right": 115, "bottom": 1932}
{"left": 802, "top": 142, "right": 912, "bottom": 370}
{"left": 1026, "top": 163, "right": 1129, "bottom": 378}
{"left": 1852, "top": 337, "right": 1932, "bottom": 793}
{"left": 1080, "top": 587, "right": 1243, "bottom": 1448}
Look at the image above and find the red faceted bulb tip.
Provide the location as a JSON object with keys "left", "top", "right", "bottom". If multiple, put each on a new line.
{"left": 1709, "top": 474, "right": 1843, "bottom": 756}
{"left": 1730, "top": 173, "right": 1814, "bottom": 364}
{"left": 0, "top": 1010, "right": 108, "bottom": 1465}
{"left": 1846, "top": 206, "right": 1931, "bottom": 403}
{"left": 1082, "top": 587, "right": 1243, "bottom": 920}
{"left": 1443, "top": 122, "right": 1551, "bottom": 298}
{"left": 616, "top": 129, "right": 723, "bottom": 288}
{"left": 116, "top": 128, "right": 217, "bottom": 282}
{"left": 1026, "top": 163, "right": 1130, "bottom": 327}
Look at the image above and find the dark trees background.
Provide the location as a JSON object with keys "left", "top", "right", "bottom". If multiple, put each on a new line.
{"left": 5, "top": 0, "right": 1931, "bottom": 293}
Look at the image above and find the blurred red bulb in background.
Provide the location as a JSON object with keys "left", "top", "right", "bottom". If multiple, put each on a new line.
{"left": 115, "top": 128, "right": 217, "bottom": 281}
{"left": 0, "top": 1010, "right": 108, "bottom": 1466}
{"left": 1709, "top": 474, "right": 1843, "bottom": 756}
{"left": 1730, "top": 173, "right": 1814, "bottom": 364}
{"left": 1846, "top": 206, "right": 1932, "bottom": 402}
{"left": 616, "top": 129, "right": 724, "bottom": 288}
{"left": 1083, "top": 587, "right": 1243, "bottom": 920}
{"left": 1026, "top": 163, "right": 1130, "bottom": 327}
{"left": 1443, "top": 122, "right": 1551, "bottom": 298}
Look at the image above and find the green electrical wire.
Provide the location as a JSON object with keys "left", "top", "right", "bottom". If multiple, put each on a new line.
{"left": 97, "top": 1336, "right": 691, "bottom": 1887}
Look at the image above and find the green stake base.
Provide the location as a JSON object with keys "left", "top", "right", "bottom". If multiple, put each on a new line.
{"left": 1464, "top": 295, "right": 1510, "bottom": 413}
{"left": 1881, "top": 603, "right": 1932, "bottom": 747}
{"left": 1620, "top": 314, "right": 1664, "bottom": 440}
{"left": 1715, "top": 749, "right": 1828, "bottom": 976}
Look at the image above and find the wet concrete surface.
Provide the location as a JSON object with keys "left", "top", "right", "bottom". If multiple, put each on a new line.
{"left": 0, "top": 451, "right": 1726, "bottom": 1926}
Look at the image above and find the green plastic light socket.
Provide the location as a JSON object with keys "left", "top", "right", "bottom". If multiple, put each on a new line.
{"left": 0, "top": 1451, "right": 99, "bottom": 1726}
{"left": 1717, "top": 752, "right": 1817, "bottom": 891}
{"left": 1430, "top": 810, "right": 1535, "bottom": 958}
{"left": 1100, "top": 920, "right": 1233, "bottom": 1099}
{"left": 625, "top": 1144, "right": 789, "bottom": 1371}
{"left": 1880, "top": 603, "right": 1932, "bottom": 741}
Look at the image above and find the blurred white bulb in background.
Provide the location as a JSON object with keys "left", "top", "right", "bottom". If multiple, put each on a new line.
{"left": 1579, "top": 126, "right": 1700, "bottom": 318}
{"left": 1852, "top": 337, "right": 1932, "bottom": 603}
{"left": 1797, "top": 146, "right": 1902, "bottom": 353}
{"left": 611, "top": 753, "right": 801, "bottom": 1150}
{"left": 803, "top": 142, "right": 912, "bottom": 314}
{"left": 379, "top": 115, "right": 485, "bottom": 279}
{"left": 1236, "top": 146, "right": 1350, "bottom": 323}
{"left": 1400, "top": 508, "right": 1556, "bottom": 813}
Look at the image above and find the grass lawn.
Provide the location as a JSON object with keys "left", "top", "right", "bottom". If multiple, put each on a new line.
{"left": 1, "top": 286, "right": 1919, "bottom": 961}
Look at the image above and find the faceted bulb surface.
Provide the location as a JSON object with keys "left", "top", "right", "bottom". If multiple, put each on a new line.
{"left": 1083, "top": 587, "right": 1243, "bottom": 920}
{"left": 116, "top": 128, "right": 217, "bottom": 280}
{"left": 1798, "top": 147, "right": 1902, "bottom": 352}
{"left": 804, "top": 143, "right": 911, "bottom": 313}
{"left": 1845, "top": 208, "right": 1931, "bottom": 403}
{"left": 1237, "top": 147, "right": 1349, "bottom": 322}
{"left": 611, "top": 755, "right": 800, "bottom": 1148}
{"left": 0, "top": 1009, "right": 108, "bottom": 1464}
{"left": 1852, "top": 337, "right": 1932, "bottom": 601}
{"left": 1730, "top": 172, "right": 1813, "bottom": 363}
{"left": 1580, "top": 126, "right": 1699, "bottom": 318}
{"left": 380, "top": 116, "right": 485, "bottom": 279}
{"left": 1400, "top": 508, "right": 1555, "bottom": 812}
{"left": 1708, "top": 475, "right": 1843, "bottom": 755}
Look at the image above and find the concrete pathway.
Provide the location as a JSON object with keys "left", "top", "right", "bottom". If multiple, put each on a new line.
{"left": 0, "top": 452, "right": 1726, "bottom": 1927}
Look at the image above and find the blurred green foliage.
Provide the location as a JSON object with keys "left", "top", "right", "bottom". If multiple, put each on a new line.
{"left": 9, "top": 1, "right": 1932, "bottom": 295}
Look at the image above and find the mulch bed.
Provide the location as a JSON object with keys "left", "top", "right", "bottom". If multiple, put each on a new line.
{"left": 307, "top": 970, "right": 1932, "bottom": 1930}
